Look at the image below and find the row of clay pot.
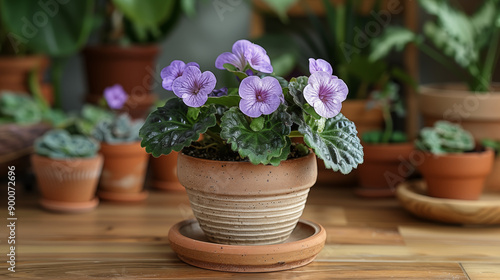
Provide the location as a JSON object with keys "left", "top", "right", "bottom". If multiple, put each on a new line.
{"left": 31, "top": 141, "right": 165, "bottom": 213}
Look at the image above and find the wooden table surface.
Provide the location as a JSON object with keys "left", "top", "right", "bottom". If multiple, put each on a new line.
{"left": 1, "top": 179, "right": 499, "bottom": 279}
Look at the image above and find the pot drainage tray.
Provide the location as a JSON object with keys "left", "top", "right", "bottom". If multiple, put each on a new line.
{"left": 397, "top": 180, "right": 500, "bottom": 225}
{"left": 168, "top": 219, "right": 326, "bottom": 272}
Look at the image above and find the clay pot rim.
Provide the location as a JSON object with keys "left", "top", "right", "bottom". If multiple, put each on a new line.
{"left": 31, "top": 153, "right": 103, "bottom": 162}
{"left": 420, "top": 148, "right": 494, "bottom": 160}
{"left": 178, "top": 150, "right": 316, "bottom": 165}
{"left": 419, "top": 83, "right": 500, "bottom": 95}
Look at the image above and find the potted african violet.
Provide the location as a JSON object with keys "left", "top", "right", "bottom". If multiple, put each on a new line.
{"left": 415, "top": 121, "right": 494, "bottom": 200}
{"left": 357, "top": 82, "right": 414, "bottom": 197}
{"left": 140, "top": 40, "right": 364, "bottom": 247}
{"left": 93, "top": 84, "right": 148, "bottom": 202}
{"left": 31, "top": 129, "right": 102, "bottom": 212}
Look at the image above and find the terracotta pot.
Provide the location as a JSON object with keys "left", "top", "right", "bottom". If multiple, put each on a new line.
{"left": 485, "top": 155, "right": 500, "bottom": 191}
{"left": 31, "top": 154, "right": 103, "bottom": 211}
{"left": 356, "top": 142, "right": 415, "bottom": 197}
{"left": 83, "top": 45, "right": 159, "bottom": 119}
{"left": 177, "top": 152, "right": 318, "bottom": 245}
{"left": 150, "top": 152, "right": 184, "bottom": 192}
{"left": 316, "top": 100, "right": 383, "bottom": 185}
{"left": 419, "top": 83, "right": 500, "bottom": 140}
{"left": 98, "top": 141, "right": 149, "bottom": 201}
{"left": 0, "top": 55, "right": 53, "bottom": 104}
{"left": 417, "top": 149, "right": 495, "bottom": 200}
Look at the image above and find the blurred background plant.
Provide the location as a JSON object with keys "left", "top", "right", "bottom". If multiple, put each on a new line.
{"left": 370, "top": 0, "right": 500, "bottom": 92}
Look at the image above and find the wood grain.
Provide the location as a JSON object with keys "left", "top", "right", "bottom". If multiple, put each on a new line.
{"left": 0, "top": 182, "right": 499, "bottom": 279}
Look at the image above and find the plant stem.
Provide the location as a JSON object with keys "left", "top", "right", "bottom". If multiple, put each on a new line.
{"left": 478, "top": 27, "right": 500, "bottom": 92}
{"left": 381, "top": 105, "right": 392, "bottom": 144}
{"left": 419, "top": 43, "right": 466, "bottom": 82}
{"left": 205, "top": 129, "right": 225, "bottom": 146}
{"left": 289, "top": 131, "right": 303, "bottom": 138}
{"left": 50, "top": 57, "right": 67, "bottom": 109}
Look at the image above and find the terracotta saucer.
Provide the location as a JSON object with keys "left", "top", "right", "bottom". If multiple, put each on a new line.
{"left": 168, "top": 219, "right": 326, "bottom": 273}
{"left": 97, "top": 190, "right": 148, "bottom": 202}
{"left": 397, "top": 180, "right": 500, "bottom": 225}
{"left": 40, "top": 197, "right": 99, "bottom": 213}
{"left": 152, "top": 180, "right": 185, "bottom": 192}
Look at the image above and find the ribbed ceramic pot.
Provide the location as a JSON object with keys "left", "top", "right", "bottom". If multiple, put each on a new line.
{"left": 177, "top": 152, "right": 318, "bottom": 245}
{"left": 31, "top": 154, "right": 103, "bottom": 202}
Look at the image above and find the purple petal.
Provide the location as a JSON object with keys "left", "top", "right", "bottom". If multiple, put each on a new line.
{"left": 304, "top": 72, "right": 348, "bottom": 118}
{"left": 215, "top": 52, "right": 245, "bottom": 70}
{"left": 260, "top": 76, "right": 282, "bottom": 97}
{"left": 183, "top": 92, "right": 209, "bottom": 107}
{"left": 172, "top": 66, "right": 216, "bottom": 107}
{"left": 309, "top": 58, "right": 333, "bottom": 75}
{"left": 258, "top": 94, "right": 280, "bottom": 115}
{"left": 232, "top": 40, "right": 253, "bottom": 57}
{"left": 161, "top": 60, "right": 189, "bottom": 91}
{"left": 104, "top": 84, "right": 128, "bottom": 109}
{"left": 197, "top": 71, "right": 217, "bottom": 96}
{"left": 244, "top": 44, "right": 273, "bottom": 73}
{"left": 186, "top": 62, "right": 200, "bottom": 68}
{"left": 239, "top": 99, "right": 262, "bottom": 118}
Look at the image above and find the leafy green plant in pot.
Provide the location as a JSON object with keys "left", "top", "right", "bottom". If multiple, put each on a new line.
{"left": 139, "top": 39, "right": 363, "bottom": 259}
{"left": 371, "top": 0, "right": 500, "bottom": 140}
{"left": 482, "top": 139, "right": 500, "bottom": 191}
{"left": 83, "top": 0, "right": 192, "bottom": 119}
{"left": 415, "top": 121, "right": 494, "bottom": 200}
{"left": 92, "top": 85, "right": 148, "bottom": 202}
{"left": 31, "top": 129, "right": 103, "bottom": 212}
{"left": 0, "top": 0, "right": 95, "bottom": 109}
{"left": 356, "top": 81, "right": 415, "bottom": 197}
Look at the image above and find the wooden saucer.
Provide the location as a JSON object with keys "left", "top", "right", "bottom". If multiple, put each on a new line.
{"left": 40, "top": 197, "right": 99, "bottom": 213}
{"left": 396, "top": 181, "right": 500, "bottom": 225}
{"left": 97, "top": 190, "right": 148, "bottom": 202}
{"left": 168, "top": 219, "right": 326, "bottom": 272}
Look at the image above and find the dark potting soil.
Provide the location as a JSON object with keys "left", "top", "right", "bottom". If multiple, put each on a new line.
{"left": 182, "top": 142, "right": 310, "bottom": 162}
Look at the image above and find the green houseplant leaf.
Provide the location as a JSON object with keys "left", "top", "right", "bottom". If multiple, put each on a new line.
{"left": 35, "top": 129, "right": 99, "bottom": 159}
{"left": 295, "top": 112, "right": 363, "bottom": 174}
{"left": 220, "top": 106, "right": 292, "bottom": 166}
{"left": 369, "top": 26, "right": 418, "bottom": 62}
{"left": 139, "top": 98, "right": 217, "bottom": 157}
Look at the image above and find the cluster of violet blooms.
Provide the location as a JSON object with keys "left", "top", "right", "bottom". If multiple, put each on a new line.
{"left": 160, "top": 39, "right": 348, "bottom": 119}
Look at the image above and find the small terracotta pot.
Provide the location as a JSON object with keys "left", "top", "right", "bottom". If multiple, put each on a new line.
{"left": 83, "top": 45, "right": 159, "bottom": 119}
{"left": 150, "top": 152, "right": 184, "bottom": 192}
{"left": 417, "top": 149, "right": 495, "bottom": 200}
{"left": 356, "top": 142, "right": 415, "bottom": 197}
{"left": 31, "top": 154, "right": 103, "bottom": 211}
{"left": 485, "top": 155, "right": 500, "bottom": 191}
{"left": 98, "top": 142, "right": 149, "bottom": 201}
{"left": 177, "top": 152, "right": 318, "bottom": 245}
{"left": 419, "top": 84, "right": 500, "bottom": 140}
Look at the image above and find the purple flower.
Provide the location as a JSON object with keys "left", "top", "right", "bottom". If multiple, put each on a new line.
{"left": 172, "top": 66, "right": 216, "bottom": 107}
{"left": 104, "top": 84, "right": 128, "bottom": 109}
{"left": 208, "top": 87, "right": 228, "bottom": 97}
{"left": 238, "top": 76, "right": 282, "bottom": 118}
{"left": 309, "top": 58, "right": 333, "bottom": 75}
{"left": 303, "top": 71, "right": 348, "bottom": 118}
{"left": 161, "top": 60, "right": 200, "bottom": 91}
{"left": 215, "top": 40, "right": 273, "bottom": 74}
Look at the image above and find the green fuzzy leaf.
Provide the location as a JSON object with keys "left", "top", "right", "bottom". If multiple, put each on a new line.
{"left": 369, "top": 26, "right": 417, "bottom": 62}
{"left": 220, "top": 107, "right": 292, "bottom": 165}
{"left": 295, "top": 112, "right": 363, "bottom": 174}
{"left": 416, "top": 121, "right": 474, "bottom": 154}
{"left": 35, "top": 129, "right": 99, "bottom": 159}
{"left": 205, "top": 95, "right": 240, "bottom": 107}
{"left": 250, "top": 117, "right": 265, "bottom": 132}
{"left": 269, "top": 137, "right": 292, "bottom": 166}
{"left": 288, "top": 76, "right": 321, "bottom": 119}
{"left": 139, "top": 98, "right": 217, "bottom": 157}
